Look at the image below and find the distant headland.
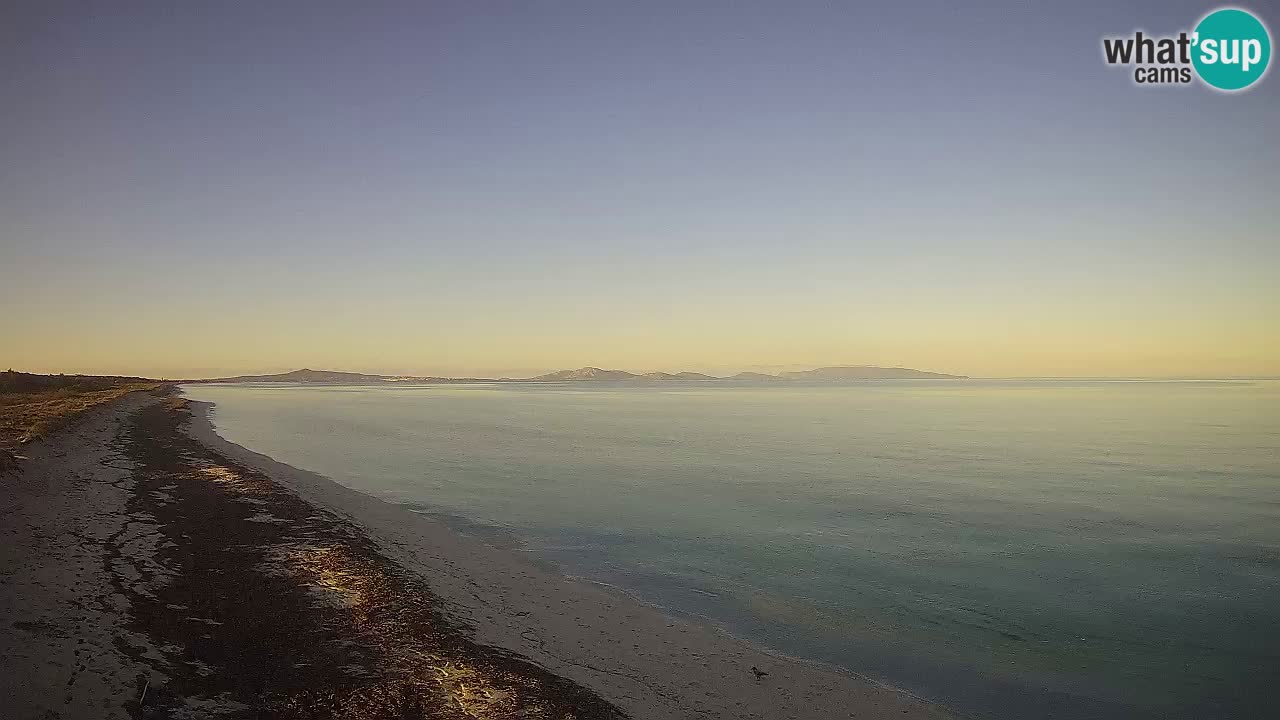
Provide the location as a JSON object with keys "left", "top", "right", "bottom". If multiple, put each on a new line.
{"left": 185, "top": 366, "right": 968, "bottom": 384}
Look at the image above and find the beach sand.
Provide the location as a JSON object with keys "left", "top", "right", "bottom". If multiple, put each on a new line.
{"left": 1, "top": 388, "right": 953, "bottom": 719}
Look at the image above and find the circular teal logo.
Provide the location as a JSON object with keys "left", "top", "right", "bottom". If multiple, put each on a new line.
{"left": 1192, "top": 8, "right": 1272, "bottom": 91}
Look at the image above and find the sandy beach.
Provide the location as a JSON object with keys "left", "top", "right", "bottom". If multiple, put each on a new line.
{"left": 1, "top": 388, "right": 953, "bottom": 719}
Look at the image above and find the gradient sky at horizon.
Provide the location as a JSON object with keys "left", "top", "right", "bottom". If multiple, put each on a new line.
{"left": 2, "top": 1, "right": 1277, "bottom": 378}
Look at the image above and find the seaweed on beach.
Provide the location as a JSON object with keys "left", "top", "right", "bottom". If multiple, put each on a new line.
{"left": 112, "top": 392, "right": 627, "bottom": 719}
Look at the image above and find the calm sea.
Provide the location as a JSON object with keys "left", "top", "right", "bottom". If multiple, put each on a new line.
{"left": 180, "top": 380, "right": 1279, "bottom": 719}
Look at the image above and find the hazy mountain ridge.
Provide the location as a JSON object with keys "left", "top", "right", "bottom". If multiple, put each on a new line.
{"left": 203, "top": 369, "right": 388, "bottom": 384}
{"left": 190, "top": 368, "right": 493, "bottom": 384}
{"left": 780, "top": 366, "right": 966, "bottom": 380}
{"left": 528, "top": 367, "right": 640, "bottom": 381}
{"left": 728, "top": 372, "right": 788, "bottom": 382}
{"left": 190, "top": 365, "right": 966, "bottom": 384}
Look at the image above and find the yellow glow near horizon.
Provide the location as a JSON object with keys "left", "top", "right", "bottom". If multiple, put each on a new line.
{"left": 5, "top": 271, "right": 1276, "bottom": 380}
{"left": 5, "top": 221, "right": 1277, "bottom": 380}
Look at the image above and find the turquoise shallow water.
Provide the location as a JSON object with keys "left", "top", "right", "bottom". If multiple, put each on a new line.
{"left": 181, "top": 380, "right": 1280, "bottom": 719}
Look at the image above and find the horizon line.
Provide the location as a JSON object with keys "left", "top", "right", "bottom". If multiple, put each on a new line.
{"left": 10, "top": 367, "right": 1279, "bottom": 383}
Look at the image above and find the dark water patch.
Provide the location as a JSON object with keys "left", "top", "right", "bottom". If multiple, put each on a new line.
{"left": 400, "top": 504, "right": 525, "bottom": 549}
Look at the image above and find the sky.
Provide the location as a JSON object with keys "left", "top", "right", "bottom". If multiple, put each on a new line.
{"left": 2, "top": 1, "right": 1277, "bottom": 379}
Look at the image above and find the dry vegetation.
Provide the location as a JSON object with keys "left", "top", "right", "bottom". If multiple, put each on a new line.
{"left": 0, "top": 371, "right": 164, "bottom": 461}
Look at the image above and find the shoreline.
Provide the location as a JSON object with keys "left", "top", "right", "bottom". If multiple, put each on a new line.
{"left": 2, "top": 389, "right": 954, "bottom": 719}
{"left": 184, "top": 394, "right": 954, "bottom": 719}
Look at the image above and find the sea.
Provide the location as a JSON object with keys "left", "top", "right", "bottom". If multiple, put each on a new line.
{"left": 179, "top": 379, "right": 1280, "bottom": 720}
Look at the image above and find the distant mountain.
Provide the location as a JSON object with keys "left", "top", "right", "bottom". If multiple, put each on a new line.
{"left": 196, "top": 369, "right": 386, "bottom": 384}
{"left": 192, "top": 368, "right": 466, "bottom": 384}
{"left": 188, "top": 364, "right": 966, "bottom": 385}
{"left": 640, "top": 371, "right": 717, "bottom": 381}
{"left": 728, "top": 371, "right": 787, "bottom": 382}
{"left": 525, "top": 367, "right": 639, "bottom": 381}
{"left": 779, "top": 366, "right": 966, "bottom": 380}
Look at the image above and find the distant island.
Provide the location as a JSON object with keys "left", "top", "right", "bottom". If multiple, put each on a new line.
{"left": 187, "top": 366, "right": 968, "bottom": 384}
{"left": 780, "top": 366, "right": 962, "bottom": 380}
{"left": 195, "top": 369, "right": 490, "bottom": 384}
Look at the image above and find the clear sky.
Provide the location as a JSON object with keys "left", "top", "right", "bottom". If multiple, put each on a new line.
{"left": 2, "top": 1, "right": 1277, "bottom": 378}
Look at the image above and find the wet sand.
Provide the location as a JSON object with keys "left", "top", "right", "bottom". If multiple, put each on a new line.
{"left": 1, "top": 388, "right": 954, "bottom": 719}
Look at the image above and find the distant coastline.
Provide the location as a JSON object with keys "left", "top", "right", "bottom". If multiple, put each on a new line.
{"left": 184, "top": 365, "right": 969, "bottom": 385}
